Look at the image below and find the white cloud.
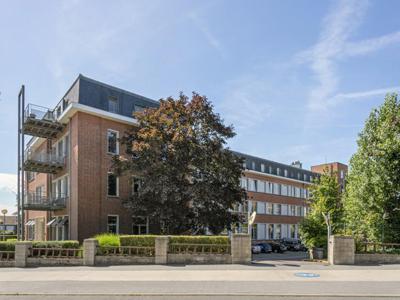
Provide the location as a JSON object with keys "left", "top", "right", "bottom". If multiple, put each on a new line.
{"left": 187, "top": 12, "right": 226, "bottom": 59}
{"left": 344, "top": 31, "right": 400, "bottom": 56}
{"left": 327, "top": 86, "right": 400, "bottom": 107}
{"left": 298, "top": 0, "right": 400, "bottom": 112}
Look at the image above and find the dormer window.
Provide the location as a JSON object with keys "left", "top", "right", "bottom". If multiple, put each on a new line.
{"left": 251, "top": 161, "right": 255, "bottom": 170}
{"left": 261, "top": 164, "right": 265, "bottom": 173}
{"left": 284, "top": 169, "right": 288, "bottom": 177}
{"left": 108, "top": 96, "right": 119, "bottom": 113}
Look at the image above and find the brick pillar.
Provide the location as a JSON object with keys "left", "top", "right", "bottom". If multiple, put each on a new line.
{"left": 15, "top": 241, "right": 32, "bottom": 268}
{"left": 231, "top": 234, "right": 251, "bottom": 264}
{"left": 155, "top": 236, "right": 169, "bottom": 264}
{"left": 328, "top": 235, "right": 355, "bottom": 265}
{"left": 83, "top": 238, "right": 98, "bottom": 266}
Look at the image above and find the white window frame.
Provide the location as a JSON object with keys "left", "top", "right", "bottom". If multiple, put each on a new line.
{"left": 107, "top": 215, "right": 119, "bottom": 234}
{"left": 107, "top": 172, "right": 119, "bottom": 197}
{"left": 107, "top": 129, "right": 119, "bottom": 155}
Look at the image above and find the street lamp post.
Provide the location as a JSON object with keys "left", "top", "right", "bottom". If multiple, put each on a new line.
{"left": 1, "top": 209, "right": 7, "bottom": 241}
{"left": 322, "top": 212, "right": 331, "bottom": 256}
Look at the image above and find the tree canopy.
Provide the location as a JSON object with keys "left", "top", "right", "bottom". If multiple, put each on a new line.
{"left": 113, "top": 93, "right": 246, "bottom": 235}
{"left": 343, "top": 93, "right": 400, "bottom": 242}
{"left": 299, "top": 170, "right": 342, "bottom": 248}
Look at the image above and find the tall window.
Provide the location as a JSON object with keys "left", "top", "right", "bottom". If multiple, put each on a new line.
{"left": 261, "top": 164, "right": 265, "bottom": 172}
{"left": 256, "top": 202, "right": 266, "bottom": 214}
{"left": 268, "top": 224, "right": 274, "bottom": 239}
{"left": 108, "top": 96, "right": 119, "bottom": 113}
{"left": 132, "top": 177, "right": 141, "bottom": 195}
{"left": 108, "top": 173, "right": 119, "bottom": 197}
{"left": 107, "top": 130, "right": 119, "bottom": 154}
{"left": 266, "top": 203, "right": 273, "bottom": 214}
{"left": 273, "top": 203, "right": 281, "bottom": 215}
{"left": 284, "top": 169, "right": 288, "bottom": 177}
{"left": 275, "top": 224, "right": 281, "bottom": 239}
{"left": 251, "top": 161, "right": 255, "bottom": 170}
{"left": 107, "top": 215, "right": 119, "bottom": 234}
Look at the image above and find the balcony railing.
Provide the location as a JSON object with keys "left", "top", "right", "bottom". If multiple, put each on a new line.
{"left": 24, "top": 192, "right": 67, "bottom": 211}
{"left": 24, "top": 150, "right": 65, "bottom": 174}
{"left": 23, "top": 104, "right": 65, "bottom": 138}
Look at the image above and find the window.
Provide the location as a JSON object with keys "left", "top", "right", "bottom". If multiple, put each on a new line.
{"left": 107, "top": 215, "right": 119, "bottom": 234}
{"left": 284, "top": 169, "right": 288, "bottom": 177}
{"left": 303, "top": 174, "right": 307, "bottom": 181}
{"left": 273, "top": 203, "right": 281, "bottom": 215}
{"left": 242, "top": 162, "right": 247, "bottom": 169}
{"left": 261, "top": 164, "right": 265, "bottom": 172}
{"left": 57, "top": 139, "right": 64, "bottom": 157}
{"left": 297, "top": 173, "right": 301, "bottom": 180}
{"left": 281, "top": 184, "right": 288, "bottom": 196}
{"left": 256, "top": 180, "right": 265, "bottom": 193}
{"left": 340, "top": 170, "right": 345, "bottom": 179}
{"left": 268, "top": 166, "right": 272, "bottom": 173}
{"left": 275, "top": 224, "right": 281, "bottom": 239}
{"left": 132, "top": 216, "right": 148, "bottom": 234}
{"left": 107, "top": 130, "right": 119, "bottom": 154}
{"left": 273, "top": 183, "right": 280, "bottom": 195}
{"left": 290, "top": 224, "right": 296, "bottom": 238}
{"left": 133, "top": 104, "right": 146, "bottom": 113}
{"left": 108, "top": 173, "right": 119, "bottom": 196}
{"left": 240, "top": 177, "right": 247, "bottom": 189}
{"left": 251, "top": 161, "right": 255, "bottom": 170}
{"left": 256, "top": 202, "right": 266, "bottom": 214}
{"left": 247, "top": 179, "right": 256, "bottom": 192}
{"left": 265, "top": 182, "right": 272, "bottom": 193}
{"left": 132, "top": 177, "right": 141, "bottom": 195}
{"left": 295, "top": 187, "right": 300, "bottom": 198}
{"left": 297, "top": 206, "right": 303, "bottom": 216}
{"left": 289, "top": 205, "right": 296, "bottom": 216}
{"left": 266, "top": 203, "right": 273, "bottom": 214}
{"left": 268, "top": 224, "right": 274, "bottom": 239}
{"left": 108, "top": 96, "right": 119, "bottom": 113}
{"left": 281, "top": 204, "right": 288, "bottom": 215}
{"left": 277, "top": 168, "right": 281, "bottom": 176}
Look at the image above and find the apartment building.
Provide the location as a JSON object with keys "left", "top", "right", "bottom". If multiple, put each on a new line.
{"left": 311, "top": 162, "right": 348, "bottom": 193}
{"left": 21, "top": 75, "right": 158, "bottom": 241}
{"left": 234, "top": 153, "right": 319, "bottom": 240}
{"left": 20, "top": 74, "right": 341, "bottom": 242}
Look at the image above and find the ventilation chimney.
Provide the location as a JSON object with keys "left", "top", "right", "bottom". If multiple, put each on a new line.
{"left": 291, "top": 161, "right": 302, "bottom": 169}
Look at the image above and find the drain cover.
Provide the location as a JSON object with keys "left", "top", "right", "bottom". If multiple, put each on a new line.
{"left": 294, "top": 272, "right": 320, "bottom": 278}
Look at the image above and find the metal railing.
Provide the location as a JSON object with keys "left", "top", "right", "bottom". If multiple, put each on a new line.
{"left": 25, "top": 192, "right": 67, "bottom": 208}
{"left": 24, "top": 104, "right": 56, "bottom": 122}
{"left": 0, "top": 251, "right": 15, "bottom": 261}
{"left": 97, "top": 246, "right": 155, "bottom": 257}
{"left": 168, "top": 243, "right": 231, "bottom": 254}
{"left": 25, "top": 150, "right": 65, "bottom": 166}
{"left": 357, "top": 242, "right": 400, "bottom": 254}
{"left": 30, "top": 247, "right": 82, "bottom": 258}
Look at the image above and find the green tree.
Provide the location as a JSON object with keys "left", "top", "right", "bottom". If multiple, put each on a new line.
{"left": 344, "top": 93, "right": 400, "bottom": 242}
{"left": 299, "top": 170, "right": 342, "bottom": 249}
{"left": 113, "top": 93, "right": 246, "bottom": 235}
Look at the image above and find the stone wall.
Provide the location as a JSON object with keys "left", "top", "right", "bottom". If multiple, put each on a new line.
{"left": 27, "top": 257, "right": 83, "bottom": 266}
{"left": 168, "top": 254, "right": 231, "bottom": 264}
{"left": 95, "top": 256, "right": 154, "bottom": 265}
{"left": 355, "top": 253, "right": 400, "bottom": 264}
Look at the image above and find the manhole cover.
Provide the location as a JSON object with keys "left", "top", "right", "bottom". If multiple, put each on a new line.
{"left": 294, "top": 272, "right": 320, "bottom": 278}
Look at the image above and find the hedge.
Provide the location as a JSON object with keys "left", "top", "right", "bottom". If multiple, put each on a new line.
{"left": 94, "top": 234, "right": 120, "bottom": 247}
{"left": 0, "top": 241, "right": 16, "bottom": 251}
{"left": 32, "top": 240, "right": 80, "bottom": 249}
{"left": 168, "top": 236, "right": 229, "bottom": 245}
{"left": 120, "top": 235, "right": 157, "bottom": 247}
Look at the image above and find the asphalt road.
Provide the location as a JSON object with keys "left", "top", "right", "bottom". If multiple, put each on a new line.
{"left": 0, "top": 258, "right": 399, "bottom": 300}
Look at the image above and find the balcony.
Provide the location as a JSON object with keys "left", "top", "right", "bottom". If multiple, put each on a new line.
{"left": 24, "top": 192, "right": 67, "bottom": 211}
{"left": 23, "top": 104, "right": 65, "bottom": 138}
{"left": 24, "top": 151, "right": 65, "bottom": 174}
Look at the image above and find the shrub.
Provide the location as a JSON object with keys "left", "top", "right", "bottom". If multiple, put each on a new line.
{"left": 168, "top": 236, "right": 230, "bottom": 254}
{"left": 119, "top": 235, "right": 157, "bottom": 247}
{"left": 32, "top": 240, "right": 80, "bottom": 249}
{"left": 94, "top": 234, "right": 120, "bottom": 247}
{"left": 168, "top": 235, "right": 229, "bottom": 245}
{"left": 0, "top": 241, "right": 15, "bottom": 251}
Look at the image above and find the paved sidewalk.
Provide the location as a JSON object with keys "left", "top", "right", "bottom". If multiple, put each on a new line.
{"left": 0, "top": 263, "right": 399, "bottom": 298}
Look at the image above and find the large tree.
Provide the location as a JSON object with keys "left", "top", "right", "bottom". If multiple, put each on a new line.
{"left": 113, "top": 93, "right": 246, "bottom": 235}
{"left": 344, "top": 93, "right": 400, "bottom": 242}
{"left": 299, "top": 170, "right": 342, "bottom": 249}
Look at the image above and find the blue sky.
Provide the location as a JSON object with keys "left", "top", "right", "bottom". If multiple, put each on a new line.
{"left": 1, "top": 0, "right": 400, "bottom": 212}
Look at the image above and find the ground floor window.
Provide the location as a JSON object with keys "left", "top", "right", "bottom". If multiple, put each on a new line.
{"left": 107, "top": 215, "right": 119, "bottom": 234}
{"left": 47, "top": 216, "right": 69, "bottom": 240}
{"left": 132, "top": 216, "right": 148, "bottom": 235}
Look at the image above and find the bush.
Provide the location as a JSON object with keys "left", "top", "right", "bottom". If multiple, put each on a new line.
{"left": 0, "top": 241, "right": 15, "bottom": 251}
{"left": 32, "top": 240, "right": 80, "bottom": 249}
{"left": 120, "top": 235, "right": 156, "bottom": 247}
{"left": 168, "top": 235, "right": 229, "bottom": 245}
{"left": 94, "top": 234, "right": 120, "bottom": 247}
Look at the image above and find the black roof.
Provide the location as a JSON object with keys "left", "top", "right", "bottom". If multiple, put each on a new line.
{"left": 233, "top": 151, "right": 319, "bottom": 183}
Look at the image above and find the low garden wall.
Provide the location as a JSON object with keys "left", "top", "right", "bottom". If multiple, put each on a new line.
{"left": 329, "top": 236, "right": 400, "bottom": 265}
{"left": 4, "top": 234, "right": 251, "bottom": 268}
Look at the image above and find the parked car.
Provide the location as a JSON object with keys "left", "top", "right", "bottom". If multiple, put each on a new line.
{"left": 269, "top": 241, "right": 287, "bottom": 253}
{"left": 251, "top": 245, "right": 262, "bottom": 254}
{"left": 255, "top": 243, "right": 273, "bottom": 253}
{"left": 280, "top": 238, "right": 307, "bottom": 252}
